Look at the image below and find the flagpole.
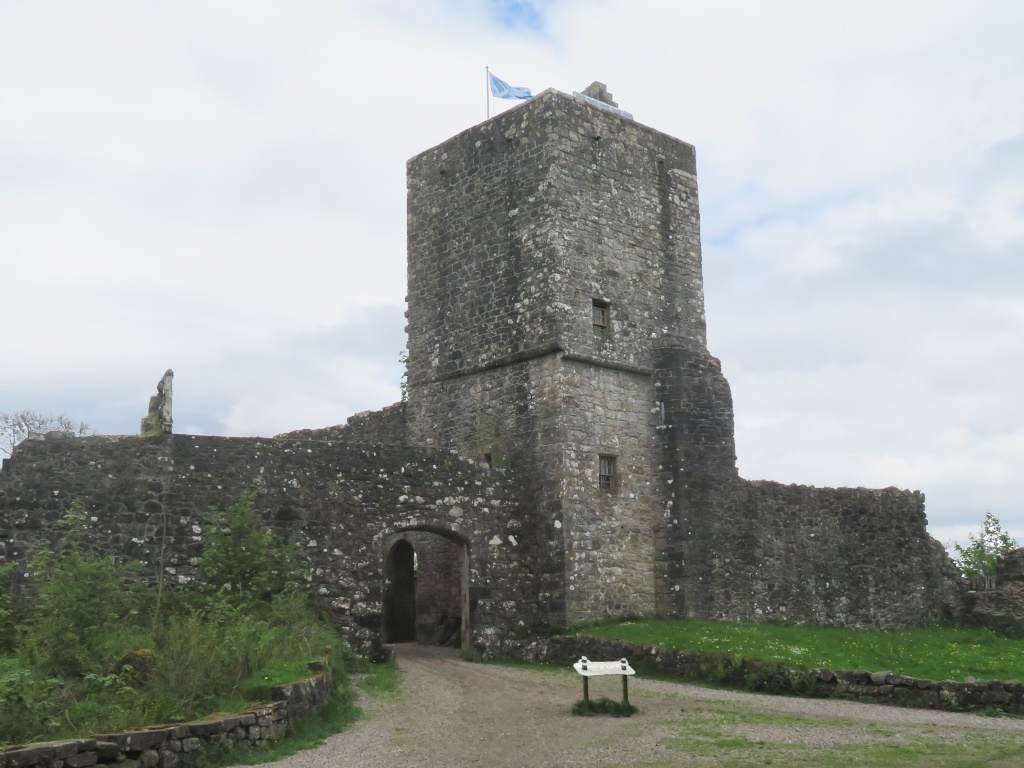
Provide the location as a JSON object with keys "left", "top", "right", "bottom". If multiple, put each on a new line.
{"left": 485, "top": 66, "right": 490, "bottom": 119}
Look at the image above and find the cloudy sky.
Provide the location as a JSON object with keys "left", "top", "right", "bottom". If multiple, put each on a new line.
{"left": 2, "top": 1, "right": 1021, "bottom": 550}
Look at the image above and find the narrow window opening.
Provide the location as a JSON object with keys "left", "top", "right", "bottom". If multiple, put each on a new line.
{"left": 599, "top": 455, "right": 618, "bottom": 493}
{"left": 592, "top": 299, "right": 611, "bottom": 340}
{"left": 484, "top": 452, "right": 493, "bottom": 468}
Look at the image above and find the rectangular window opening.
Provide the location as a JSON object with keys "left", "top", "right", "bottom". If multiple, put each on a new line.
{"left": 592, "top": 299, "right": 611, "bottom": 340}
{"left": 599, "top": 454, "right": 618, "bottom": 493}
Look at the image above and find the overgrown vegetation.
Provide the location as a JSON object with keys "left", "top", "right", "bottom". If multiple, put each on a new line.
{"left": 954, "top": 511, "right": 1019, "bottom": 579}
{"left": 0, "top": 497, "right": 344, "bottom": 748}
{"left": 570, "top": 618, "right": 1024, "bottom": 682}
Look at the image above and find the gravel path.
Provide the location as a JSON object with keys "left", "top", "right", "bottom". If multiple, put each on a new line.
{"left": 270, "top": 644, "right": 1024, "bottom": 767}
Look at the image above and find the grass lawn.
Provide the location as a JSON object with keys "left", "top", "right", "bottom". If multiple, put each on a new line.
{"left": 569, "top": 618, "right": 1024, "bottom": 681}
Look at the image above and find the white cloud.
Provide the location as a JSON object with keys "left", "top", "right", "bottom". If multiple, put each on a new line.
{"left": 1, "top": 0, "right": 1022, "bottom": 550}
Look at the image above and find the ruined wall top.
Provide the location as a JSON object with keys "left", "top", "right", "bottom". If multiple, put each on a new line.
{"left": 140, "top": 369, "right": 173, "bottom": 436}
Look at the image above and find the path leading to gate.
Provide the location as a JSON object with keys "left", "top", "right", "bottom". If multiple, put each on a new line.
{"left": 269, "top": 644, "right": 1024, "bottom": 768}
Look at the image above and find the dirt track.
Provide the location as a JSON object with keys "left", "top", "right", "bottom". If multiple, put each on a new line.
{"left": 270, "top": 644, "right": 1024, "bottom": 767}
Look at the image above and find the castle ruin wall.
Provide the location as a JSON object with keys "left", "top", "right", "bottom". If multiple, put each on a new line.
{"left": 0, "top": 433, "right": 534, "bottom": 656}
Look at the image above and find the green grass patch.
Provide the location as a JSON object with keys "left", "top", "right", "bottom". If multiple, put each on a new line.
{"left": 651, "top": 699, "right": 1024, "bottom": 767}
{"left": 569, "top": 618, "right": 1024, "bottom": 681}
{"left": 359, "top": 659, "right": 402, "bottom": 698}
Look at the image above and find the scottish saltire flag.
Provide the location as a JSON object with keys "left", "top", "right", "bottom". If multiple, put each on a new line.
{"left": 489, "top": 72, "right": 532, "bottom": 100}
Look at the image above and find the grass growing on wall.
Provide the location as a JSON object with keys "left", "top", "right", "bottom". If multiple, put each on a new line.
{"left": 569, "top": 618, "right": 1024, "bottom": 681}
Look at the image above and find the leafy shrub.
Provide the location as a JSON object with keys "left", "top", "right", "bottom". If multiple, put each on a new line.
{"left": 0, "top": 497, "right": 340, "bottom": 747}
{"left": 0, "top": 561, "right": 19, "bottom": 653}
{"left": 954, "top": 511, "right": 1018, "bottom": 579}
{"left": 198, "top": 494, "right": 302, "bottom": 602}
{"left": 20, "top": 504, "right": 151, "bottom": 677}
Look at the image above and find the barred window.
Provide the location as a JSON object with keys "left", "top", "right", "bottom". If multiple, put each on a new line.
{"left": 599, "top": 455, "right": 618, "bottom": 493}
{"left": 592, "top": 299, "right": 610, "bottom": 340}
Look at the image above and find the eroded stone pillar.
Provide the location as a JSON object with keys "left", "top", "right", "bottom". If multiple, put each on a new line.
{"left": 141, "top": 369, "right": 173, "bottom": 436}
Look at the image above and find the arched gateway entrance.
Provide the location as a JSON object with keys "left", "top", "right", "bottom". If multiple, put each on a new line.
{"left": 383, "top": 528, "right": 470, "bottom": 649}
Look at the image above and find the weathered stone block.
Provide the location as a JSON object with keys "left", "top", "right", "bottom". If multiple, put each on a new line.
{"left": 6, "top": 746, "right": 56, "bottom": 768}
{"left": 121, "top": 731, "right": 167, "bottom": 754}
{"left": 52, "top": 744, "right": 82, "bottom": 762}
{"left": 94, "top": 742, "right": 120, "bottom": 761}
{"left": 63, "top": 754, "right": 97, "bottom": 768}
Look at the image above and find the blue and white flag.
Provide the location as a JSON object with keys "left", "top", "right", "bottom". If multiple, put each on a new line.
{"left": 489, "top": 72, "right": 532, "bottom": 100}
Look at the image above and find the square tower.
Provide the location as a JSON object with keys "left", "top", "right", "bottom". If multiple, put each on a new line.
{"left": 406, "top": 88, "right": 736, "bottom": 628}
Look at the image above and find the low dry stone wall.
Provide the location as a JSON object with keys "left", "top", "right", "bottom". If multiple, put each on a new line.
{"left": 522, "top": 636, "right": 1024, "bottom": 714}
{"left": 0, "top": 671, "right": 332, "bottom": 768}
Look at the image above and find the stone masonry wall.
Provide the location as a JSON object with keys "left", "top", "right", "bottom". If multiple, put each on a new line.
{"left": 653, "top": 343, "right": 739, "bottom": 618}
{"left": 709, "top": 482, "right": 962, "bottom": 627}
{"left": 278, "top": 402, "right": 407, "bottom": 445}
{"left": 409, "top": 357, "right": 569, "bottom": 631}
{"left": 395, "top": 530, "right": 464, "bottom": 644}
{"left": 406, "top": 89, "right": 710, "bottom": 627}
{"left": 556, "top": 360, "right": 662, "bottom": 623}
{"left": 0, "top": 432, "right": 535, "bottom": 657}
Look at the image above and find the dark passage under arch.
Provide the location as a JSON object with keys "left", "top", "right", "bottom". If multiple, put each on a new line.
{"left": 382, "top": 529, "right": 470, "bottom": 648}
{"left": 384, "top": 539, "right": 417, "bottom": 642}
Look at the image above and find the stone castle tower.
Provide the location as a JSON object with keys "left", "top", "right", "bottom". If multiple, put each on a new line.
{"left": 405, "top": 85, "right": 960, "bottom": 631}
{"left": 0, "top": 86, "right": 964, "bottom": 657}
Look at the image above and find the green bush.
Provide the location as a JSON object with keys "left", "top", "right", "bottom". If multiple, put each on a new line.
{"left": 0, "top": 498, "right": 342, "bottom": 747}
{"left": 954, "top": 511, "right": 1018, "bottom": 579}
{"left": 198, "top": 494, "right": 302, "bottom": 602}
{"left": 0, "top": 561, "right": 19, "bottom": 654}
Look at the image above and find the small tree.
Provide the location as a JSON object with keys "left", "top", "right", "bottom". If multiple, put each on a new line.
{"left": 198, "top": 494, "right": 302, "bottom": 602}
{"left": 954, "top": 511, "right": 1019, "bottom": 579}
{"left": 0, "top": 410, "right": 92, "bottom": 457}
{"left": 22, "top": 502, "right": 145, "bottom": 676}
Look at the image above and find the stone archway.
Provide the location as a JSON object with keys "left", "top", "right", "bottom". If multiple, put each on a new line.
{"left": 382, "top": 528, "right": 470, "bottom": 649}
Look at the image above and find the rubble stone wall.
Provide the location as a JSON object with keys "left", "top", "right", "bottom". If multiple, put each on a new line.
{"left": 278, "top": 402, "right": 407, "bottom": 445}
{"left": 0, "top": 432, "right": 533, "bottom": 657}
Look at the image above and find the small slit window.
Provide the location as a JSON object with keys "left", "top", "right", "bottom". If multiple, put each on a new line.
{"left": 592, "top": 299, "right": 610, "bottom": 340}
{"left": 599, "top": 455, "right": 618, "bottom": 493}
